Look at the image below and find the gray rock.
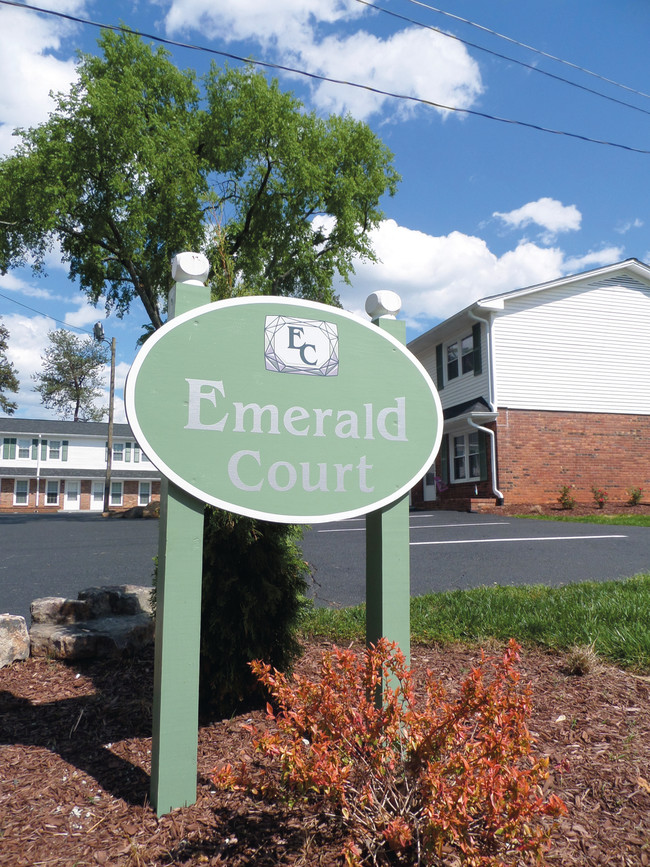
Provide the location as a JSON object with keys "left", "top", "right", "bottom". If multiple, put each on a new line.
{"left": 30, "top": 613, "right": 154, "bottom": 660}
{"left": 28, "top": 584, "right": 154, "bottom": 661}
{"left": 0, "top": 614, "right": 30, "bottom": 668}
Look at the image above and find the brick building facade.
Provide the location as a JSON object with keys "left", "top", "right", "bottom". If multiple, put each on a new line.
{"left": 0, "top": 418, "right": 160, "bottom": 513}
{"left": 409, "top": 260, "right": 650, "bottom": 509}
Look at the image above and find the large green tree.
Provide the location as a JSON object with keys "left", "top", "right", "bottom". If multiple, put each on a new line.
{"left": 32, "top": 329, "right": 108, "bottom": 422}
{"left": 0, "top": 317, "right": 19, "bottom": 415}
{"left": 0, "top": 29, "right": 399, "bottom": 327}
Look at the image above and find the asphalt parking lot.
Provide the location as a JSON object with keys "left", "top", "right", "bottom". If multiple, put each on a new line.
{"left": 2, "top": 510, "right": 648, "bottom": 622}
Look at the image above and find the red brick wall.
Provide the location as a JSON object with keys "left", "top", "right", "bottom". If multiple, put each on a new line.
{"left": 0, "top": 478, "right": 161, "bottom": 513}
{"left": 496, "top": 409, "right": 650, "bottom": 505}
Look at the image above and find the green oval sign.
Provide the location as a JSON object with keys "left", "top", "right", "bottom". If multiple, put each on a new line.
{"left": 125, "top": 297, "right": 442, "bottom": 523}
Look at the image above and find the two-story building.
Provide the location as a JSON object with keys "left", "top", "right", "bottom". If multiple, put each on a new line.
{"left": 0, "top": 418, "right": 161, "bottom": 512}
{"left": 409, "top": 258, "right": 650, "bottom": 509}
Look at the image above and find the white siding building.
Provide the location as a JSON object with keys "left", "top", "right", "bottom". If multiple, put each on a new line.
{"left": 0, "top": 419, "right": 160, "bottom": 512}
{"left": 408, "top": 259, "right": 650, "bottom": 508}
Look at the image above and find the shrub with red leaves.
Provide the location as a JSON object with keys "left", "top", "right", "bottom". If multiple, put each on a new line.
{"left": 213, "top": 639, "right": 566, "bottom": 866}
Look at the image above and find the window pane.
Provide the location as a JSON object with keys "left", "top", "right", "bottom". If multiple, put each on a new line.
{"left": 15, "top": 480, "right": 28, "bottom": 504}
{"left": 46, "top": 481, "right": 59, "bottom": 504}
{"left": 49, "top": 441, "right": 61, "bottom": 459}
{"left": 461, "top": 334, "right": 474, "bottom": 374}
{"left": 112, "top": 443, "right": 124, "bottom": 462}
{"left": 139, "top": 483, "right": 151, "bottom": 506}
{"left": 468, "top": 432, "right": 480, "bottom": 478}
{"left": 110, "top": 482, "right": 122, "bottom": 505}
{"left": 447, "top": 342, "right": 459, "bottom": 380}
{"left": 18, "top": 439, "right": 31, "bottom": 459}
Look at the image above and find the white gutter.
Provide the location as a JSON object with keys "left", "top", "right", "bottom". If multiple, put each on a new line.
{"left": 466, "top": 302, "right": 504, "bottom": 503}
{"left": 35, "top": 433, "right": 42, "bottom": 511}
{"left": 467, "top": 300, "right": 502, "bottom": 411}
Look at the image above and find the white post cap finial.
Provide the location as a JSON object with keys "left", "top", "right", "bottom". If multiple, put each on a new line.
{"left": 365, "top": 290, "right": 402, "bottom": 320}
{"left": 171, "top": 252, "right": 210, "bottom": 285}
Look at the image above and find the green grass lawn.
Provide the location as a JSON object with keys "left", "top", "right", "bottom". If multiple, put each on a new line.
{"left": 516, "top": 513, "right": 650, "bottom": 527}
{"left": 301, "top": 572, "right": 650, "bottom": 673}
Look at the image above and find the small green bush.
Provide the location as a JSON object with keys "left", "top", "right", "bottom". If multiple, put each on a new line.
{"left": 627, "top": 486, "right": 643, "bottom": 506}
{"left": 557, "top": 484, "right": 576, "bottom": 510}
{"left": 591, "top": 486, "right": 608, "bottom": 509}
{"left": 199, "top": 508, "right": 310, "bottom": 718}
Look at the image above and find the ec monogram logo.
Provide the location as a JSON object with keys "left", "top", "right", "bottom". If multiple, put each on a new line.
{"left": 264, "top": 315, "right": 339, "bottom": 376}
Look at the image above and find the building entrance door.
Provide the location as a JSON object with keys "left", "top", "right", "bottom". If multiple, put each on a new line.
{"left": 64, "top": 479, "right": 81, "bottom": 511}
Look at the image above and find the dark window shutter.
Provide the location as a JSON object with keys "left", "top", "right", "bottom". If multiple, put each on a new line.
{"left": 40, "top": 439, "right": 48, "bottom": 461}
{"left": 125, "top": 442, "right": 131, "bottom": 463}
{"left": 3, "top": 438, "right": 16, "bottom": 459}
{"left": 105, "top": 441, "right": 108, "bottom": 462}
{"left": 134, "top": 444, "right": 140, "bottom": 463}
{"left": 31, "top": 438, "right": 39, "bottom": 460}
{"left": 435, "top": 343, "right": 444, "bottom": 390}
{"left": 440, "top": 434, "right": 449, "bottom": 485}
{"left": 472, "top": 322, "right": 482, "bottom": 376}
{"left": 479, "top": 431, "right": 488, "bottom": 481}
{"left": 62, "top": 440, "right": 69, "bottom": 462}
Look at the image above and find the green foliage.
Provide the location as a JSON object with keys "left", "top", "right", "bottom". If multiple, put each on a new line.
{"left": 557, "top": 484, "right": 576, "bottom": 510}
{"left": 0, "top": 29, "right": 399, "bottom": 326}
{"left": 199, "top": 508, "right": 310, "bottom": 718}
{"left": 214, "top": 639, "right": 565, "bottom": 866}
{"left": 627, "top": 486, "right": 643, "bottom": 506}
{"left": 0, "top": 317, "right": 19, "bottom": 415}
{"left": 301, "top": 574, "right": 650, "bottom": 672}
{"left": 591, "top": 486, "right": 608, "bottom": 509}
{"left": 32, "top": 329, "right": 108, "bottom": 421}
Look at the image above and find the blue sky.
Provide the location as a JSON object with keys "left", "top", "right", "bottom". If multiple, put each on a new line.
{"left": 1, "top": 0, "right": 649, "bottom": 421}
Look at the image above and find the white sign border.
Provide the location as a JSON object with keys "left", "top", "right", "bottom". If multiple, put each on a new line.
{"left": 125, "top": 296, "right": 443, "bottom": 524}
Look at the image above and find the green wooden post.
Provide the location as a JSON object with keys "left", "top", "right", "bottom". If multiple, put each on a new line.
{"left": 365, "top": 291, "right": 411, "bottom": 670}
{"left": 150, "top": 253, "right": 210, "bottom": 815}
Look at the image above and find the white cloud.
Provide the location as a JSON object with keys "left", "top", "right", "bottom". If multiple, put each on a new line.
{"left": 162, "top": 0, "right": 482, "bottom": 121}
{"left": 1, "top": 313, "right": 57, "bottom": 418}
{"left": 0, "top": 2, "right": 84, "bottom": 155}
{"left": 615, "top": 217, "right": 644, "bottom": 235}
{"left": 298, "top": 28, "right": 482, "bottom": 121}
{"left": 493, "top": 198, "right": 582, "bottom": 236}
{"left": 329, "top": 219, "right": 622, "bottom": 333}
{"left": 163, "top": 0, "right": 362, "bottom": 47}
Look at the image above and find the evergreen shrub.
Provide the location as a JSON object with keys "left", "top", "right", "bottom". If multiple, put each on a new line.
{"left": 199, "top": 507, "right": 310, "bottom": 718}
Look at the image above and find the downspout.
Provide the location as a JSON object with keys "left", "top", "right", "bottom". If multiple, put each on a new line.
{"left": 467, "top": 305, "right": 497, "bottom": 410}
{"left": 35, "top": 433, "right": 42, "bottom": 512}
{"left": 467, "top": 304, "right": 504, "bottom": 504}
{"left": 468, "top": 415, "right": 504, "bottom": 504}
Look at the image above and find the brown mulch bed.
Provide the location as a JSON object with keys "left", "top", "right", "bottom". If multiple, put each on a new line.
{"left": 1, "top": 638, "right": 649, "bottom": 866}
{"left": 482, "top": 501, "right": 650, "bottom": 519}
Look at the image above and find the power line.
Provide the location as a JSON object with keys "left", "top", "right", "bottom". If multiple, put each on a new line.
{"left": 357, "top": 0, "right": 650, "bottom": 119}
{"left": 1, "top": 0, "right": 650, "bottom": 155}
{"left": 400, "top": 0, "right": 650, "bottom": 102}
{"left": 0, "top": 290, "right": 94, "bottom": 335}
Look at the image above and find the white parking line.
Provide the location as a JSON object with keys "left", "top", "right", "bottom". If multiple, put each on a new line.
{"left": 410, "top": 534, "right": 627, "bottom": 546}
{"left": 410, "top": 522, "right": 510, "bottom": 529}
{"left": 318, "top": 521, "right": 510, "bottom": 533}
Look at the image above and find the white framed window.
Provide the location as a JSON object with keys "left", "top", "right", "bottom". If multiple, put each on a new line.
{"left": 48, "top": 440, "right": 61, "bottom": 460}
{"left": 14, "top": 479, "right": 29, "bottom": 505}
{"left": 110, "top": 481, "right": 123, "bottom": 506}
{"left": 17, "top": 439, "right": 31, "bottom": 459}
{"left": 452, "top": 432, "right": 481, "bottom": 482}
{"left": 92, "top": 481, "right": 104, "bottom": 507}
{"left": 45, "top": 480, "right": 60, "bottom": 505}
{"left": 138, "top": 481, "right": 151, "bottom": 506}
{"left": 112, "top": 442, "right": 124, "bottom": 462}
